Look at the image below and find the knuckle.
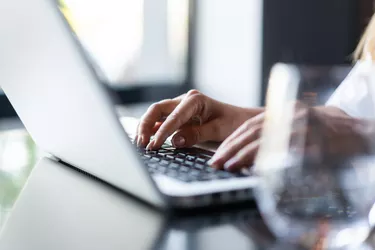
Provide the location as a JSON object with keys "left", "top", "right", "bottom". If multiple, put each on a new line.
{"left": 139, "top": 118, "right": 150, "bottom": 126}
{"left": 238, "top": 145, "right": 256, "bottom": 159}
{"left": 187, "top": 89, "right": 201, "bottom": 96}
{"left": 148, "top": 103, "right": 160, "bottom": 113}
{"left": 244, "top": 119, "right": 254, "bottom": 130}
{"left": 188, "top": 93, "right": 203, "bottom": 103}
{"left": 168, "top": 112, "right": 183, "bottom": 125}
{"left": 251, "top": 125, "right": 263, "bottom": 135}
{"left": 189, "top": 93, "right": 205, "bottom": 109}
{"left": 157, "top": 99, "right": 173, "bottom": 105}
{"left": 138, "top": 120, "right": 151, "bottom": 132}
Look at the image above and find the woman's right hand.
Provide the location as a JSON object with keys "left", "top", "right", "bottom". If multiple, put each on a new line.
{"left": 135, "top": 90, "right": 262, "bottom": 150}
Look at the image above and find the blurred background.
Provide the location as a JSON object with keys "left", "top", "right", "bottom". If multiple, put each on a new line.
{"left": 0, "top": 0, "right": 374, "bottom": 116}
{"left": 1, "top": 0, "right": 375, "bottom": 233}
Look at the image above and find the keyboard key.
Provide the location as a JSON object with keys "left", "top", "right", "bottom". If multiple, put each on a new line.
{"left": 169, "top": 163, "right": 180, "bottom": 169}
{"left": 205, "top": 167, "right": 216, "bottom": 173}
{"left": 196, "top": 157, "right": 207, "bottom": 163}
{"left": 184, "top": 160, "right": 194, "bottom": 166}
{"left": 180, "top": 166, "right": 189, "bottom": 172}
{"left": 166, "top": 155, "right": 174, "bottom": 160}
{"left": 194, "top": 163, "right": 205, "bottom": 170}
{"left": 186, "top": 156, "right": 196, "bottom": 161}
{"left": 157, "top": 149, "right": 169, "bottom": 153}
{"left": 160, "top": 160, "right": 169, "bottom": 166}
{"left": 198, "top": 174, "right": 218, "bottom": 181}
{"left": 158, "top": 151, "right": 175, "bottom": 157}
{"left": 141, "top": 156, "right": 149, "bottom": 161}
{"left": 189, "top": 176, "right": 199, "bottom": 182}
{"left": 190, "top": 169, "right": 200, "bottom": 176}
{"left": 150, "top": 157, "right": 161, "bottom": 163}
{"left": 166, "top": 170, "right": 178, "bottom": 177}
{"left": 198, "top": 153, "right": 212, "bottom": 158}
{"left": 147, "top": 163, "right": 158, "bottom": 168}
{"left": 156, "top": 166, "right": 167, "bottom": 174}
{"left": 175, "top": 158, "right": 184, "bottom": 163}
{"left": 217, "top": 171, "right": 233, "bottom": 179}
{"left": 177, "top": 153, "right": 186, "bottom": 157}
{"left": 145, "top": 151, "right": 157, "bottom": 155}
{"left": 177, "top": 175, "right": 191, "bottom": 182}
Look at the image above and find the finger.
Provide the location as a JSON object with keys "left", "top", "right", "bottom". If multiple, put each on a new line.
{"left": 218, "top": 113, "right": 264, "bottom": 150}
{"left": 209, "top": 125, "right": 262, "bottom": 169}
{"left": 149, "top": 91, "right": 205, "bottom": 149}
{"left": 135, "top": 123, "right": 139, "bottom": 145}
{"left": 223, "top": 140, "right": 260, "bottom": 172}
{"left": 137, "top": 99, "right": 179, "bottom": 147}
{"left": 152, "top": 122, "right": 163, "bottom": 134}
{"left": 136, "top": 123, "right": 163, "bottom": 149}
{"left": 171, "top": 120, "right": 220, "bottom": 148}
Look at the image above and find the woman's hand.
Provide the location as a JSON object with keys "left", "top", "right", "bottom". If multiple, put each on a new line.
{"left": 209, "top": 105, "right": 372, "bottom": 172}
{"left": 208, "top": 112, "right": 265, "bottom": 171}
{"left": 135, "top": 90, "right": 263, "bottom": 150}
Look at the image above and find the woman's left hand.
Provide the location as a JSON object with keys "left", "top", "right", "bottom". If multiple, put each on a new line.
{"left": 208, "top": 112, "right": 265, "bottom": 172}
{"left": 209, "top": 105, "right": 372, "bottom": 172}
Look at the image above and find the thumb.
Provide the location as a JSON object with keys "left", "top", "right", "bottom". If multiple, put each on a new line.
{"left": 171, "top": 122, "right": 217, "bottom": 148}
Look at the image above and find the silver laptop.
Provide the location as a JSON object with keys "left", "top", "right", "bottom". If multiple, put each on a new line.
{"left": 0, "top": 0, "right": 259, "bottom": 209}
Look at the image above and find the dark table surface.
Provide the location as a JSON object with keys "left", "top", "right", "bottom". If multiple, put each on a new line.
{"left": 1, "top": 117, "right": 375, "bottom": 250}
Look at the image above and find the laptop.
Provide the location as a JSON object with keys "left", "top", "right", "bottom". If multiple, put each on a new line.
{"left": 0, "top": 0, "right": 260, "bottom": 209}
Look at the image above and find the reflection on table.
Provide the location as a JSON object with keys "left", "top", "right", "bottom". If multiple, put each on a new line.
{"left": 0, "top": 157, "right": 262, "bottom": 250}
{"left": 2, "top": 155, "right": 375, "bottom": 250}
{"left": 2, "top": 116, "right": 375, "bottom": 249}
{"left": 0, "top": 125, "right": 42, "bottom": 229}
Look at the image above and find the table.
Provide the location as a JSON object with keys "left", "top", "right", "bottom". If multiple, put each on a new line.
{"left": 0, "top": 157, "right": 266, "bottom": 250}
{"left": 1, "top": 116, "right": 375, "bottom": 250}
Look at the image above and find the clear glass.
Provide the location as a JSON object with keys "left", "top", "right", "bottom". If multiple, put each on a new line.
{"left": 58, "top": 0, "right": 189, "bottom": 85}
{"left": 254, "top": 63, "right": 375, "bottom": 249}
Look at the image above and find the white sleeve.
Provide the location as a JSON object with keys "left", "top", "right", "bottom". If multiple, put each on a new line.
{"left": 325, "top": 63, "right": 375, "bottom": 119}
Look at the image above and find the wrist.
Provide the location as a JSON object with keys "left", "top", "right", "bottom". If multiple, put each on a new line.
{"left": 242, "top": 107, "right": 265, "bottom": 119}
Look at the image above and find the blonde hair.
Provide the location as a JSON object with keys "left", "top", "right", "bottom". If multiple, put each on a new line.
{"left": 354, "top": 14, "right": 375, "bottom": 61}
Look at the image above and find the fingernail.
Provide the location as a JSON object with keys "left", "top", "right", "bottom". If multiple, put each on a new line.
{"left": 224, "top": 157, "right": 239, "bottom": 171}
{"left": 134, "top": 135, "right": 138, "bottom": 144}
{"left": 208, "top": 160, "right": 219, "bottom": 169}
{"left": 209, "top": 153, "right": 222, "bottom": 164}
{"left": 208, "top": 159, "right": 222, "bottom": 170}
{"left": 146, "top": 140, "right": 154, "bottom": 150}
{"left": 141, "top": 136, "right": 146, "bottom": 147}
{"left": 173, "top": 136, "right": 186, "bottom": 147}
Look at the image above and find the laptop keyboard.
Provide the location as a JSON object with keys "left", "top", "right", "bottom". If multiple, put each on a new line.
{"left": 135, "top": 144, "right": 246, "bottom": 182}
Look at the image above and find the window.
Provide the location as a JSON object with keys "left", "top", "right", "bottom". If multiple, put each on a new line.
{"left": 0, "top": 0, "right": 195, "bottom": 117}
{"left": 59, "top": 0, "right": 189, "bottom": 85}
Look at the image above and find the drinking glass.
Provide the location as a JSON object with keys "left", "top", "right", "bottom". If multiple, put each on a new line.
{"left": 253, "top": 63, "right": 375, "bottom": 249}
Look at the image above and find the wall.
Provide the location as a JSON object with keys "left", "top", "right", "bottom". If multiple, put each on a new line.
{"left": 193, "top": 0, "right": 263, "bottom": 108}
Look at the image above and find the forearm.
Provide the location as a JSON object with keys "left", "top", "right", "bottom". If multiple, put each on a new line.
{"left": 310, "top": 105, "right": 374, "bottom": 157}
{"left": 241, "top": 107, "right": 265, "bottom": 119}
{"left": 313, "top": 105, "right": 351, "bottom": 118}
{"left": 243, "top": 106, "right": 346, "bottom": 120}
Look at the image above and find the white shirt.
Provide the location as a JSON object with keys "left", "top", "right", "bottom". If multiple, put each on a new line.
{"left": 326, "top": 60, "right": 375, "bottom": 119}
